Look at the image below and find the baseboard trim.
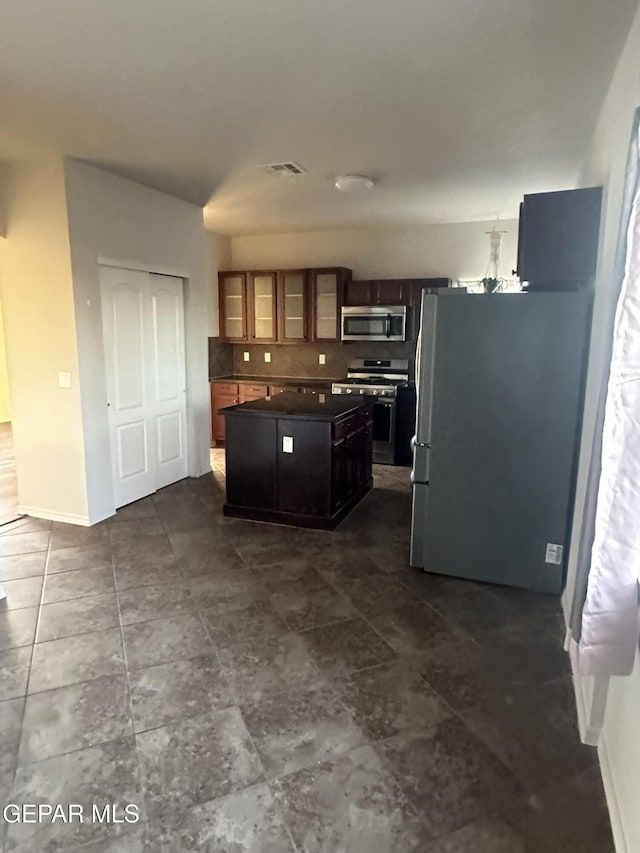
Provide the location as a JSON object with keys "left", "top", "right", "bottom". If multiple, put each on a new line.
{"left": 16, "top": 506, "right": 93, "bottom": 527}
{"left": 598, "top": 728, "right": 628, "bottom": 853}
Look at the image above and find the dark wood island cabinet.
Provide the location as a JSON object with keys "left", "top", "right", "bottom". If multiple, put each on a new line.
{"left": 222, "top": 393, "right": 373, "bottom": 529}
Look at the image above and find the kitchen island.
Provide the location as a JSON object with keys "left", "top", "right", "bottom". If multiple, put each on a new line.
{"left": 222, "top": 393, "right": 373, "bottom": 529}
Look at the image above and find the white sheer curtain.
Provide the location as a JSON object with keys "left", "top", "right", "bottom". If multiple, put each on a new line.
{"left": 567, "top": 110, "right": 640, "bottom": 676}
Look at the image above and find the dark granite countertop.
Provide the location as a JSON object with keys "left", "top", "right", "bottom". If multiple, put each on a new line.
{"left": 221, "top": 392, "right": 370, "bottom": 421}
{"left": 210, "top": 374, "right": 341, "bottom": 387}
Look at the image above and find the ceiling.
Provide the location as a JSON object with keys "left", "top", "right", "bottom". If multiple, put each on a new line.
{"left": 0, "top": 0, "right": 637, "bottom": 234}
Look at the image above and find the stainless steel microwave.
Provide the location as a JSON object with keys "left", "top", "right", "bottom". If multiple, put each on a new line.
{"left": 341, "top": 305, "right": 407, "bottom": 342}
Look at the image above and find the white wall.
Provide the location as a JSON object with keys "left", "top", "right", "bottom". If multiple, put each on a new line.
{"left": 64, "top": 159, "right": 211, "bottom": 523}
{"left": 229, "top": 219, "right": 519, "bottom": 281}
{"left": 0, "top": 158, "right": 89, "bottom": 521}
{"left": 0, "top": 300, "right": 12, "bottom": 423}
{"left": 207, "top": 232, "right": 232, "bottom": 337}
{"left": 564, "top": 7, "right": 640, "bottom": 851}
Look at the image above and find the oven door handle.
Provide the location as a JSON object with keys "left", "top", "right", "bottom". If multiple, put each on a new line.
{"left": 385, "top": 314, "right": 391, "bottom": 337}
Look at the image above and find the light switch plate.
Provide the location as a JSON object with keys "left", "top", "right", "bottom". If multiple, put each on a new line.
{"left": 58, "top": 371, "right": 72, "bottom": 389}
{"left": 265, "top": 352, "right": 271, "bottom": 363}
{"left": 319, "top": 353, "right": 326, "bottom": 365}
{"left": 282, "top": 435, "right": 293, "bottom": 453}
{"left": 243, "top": 351, "right": 250, "bottom": 362}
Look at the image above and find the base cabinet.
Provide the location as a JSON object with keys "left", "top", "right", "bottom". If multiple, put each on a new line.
{"left": 223, "top": 401, "right": 373, "bottom": 529}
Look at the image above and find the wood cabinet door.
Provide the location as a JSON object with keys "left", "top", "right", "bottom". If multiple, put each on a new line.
{"left": 277, "top": 419, "right": 332, "bottom": 516}
{"left": 212, "top": 390, "right": 239, "bottom": 443}
{"left": 310, "top": 268, "right": 350, "bottom": 341}
{"left": 248, "top": 272, "right": 277, "bottom": 342}
{"left": 344, "top": 281, "right": 374, "bottom": 306}
{"left": 278, "top": 270, "right": 308, "bottom": 343}
{"left": 218, "top": 273, "right": 247, "bottom": 342}
{"left": 238, "top": 384, "right": 268, "bottom": 403}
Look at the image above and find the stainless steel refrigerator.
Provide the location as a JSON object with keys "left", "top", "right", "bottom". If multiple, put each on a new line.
{"left": 410, "top": 290, "right": 591, "bottom": 594}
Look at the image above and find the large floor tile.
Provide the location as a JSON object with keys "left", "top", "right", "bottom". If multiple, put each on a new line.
{"left": 187, "top": 568, "right": 267, "bottom": 614}
{"left": 269, "top": 576, "right": 355, "bottom": 630}
{"left": 502, "top": 766, "right": 614, "bottom": 852}
{"left": 201, "top": 599, "right": 289, "bottom": 649}
{"left": 147, "top": 782, "right": 294, "bottom": 852}
{"left": 0, "top": 552, "right": 47, "bottom": 582}
{"left": 241, "top": 684, "right": 366, "bottom": 778}
{"left": 107, "top": 497, "right": 158, "bottom": 524}
{"left": 0, "top": 575, "right": 43, "bottom": 610}
{"left": 113, "top": 552, "right": 182, "bottom": 591}
{"left": 0, "top": 646, "right": 31, "bottom": 701}
{"left": 129, "top": 654, "right": 235, "bottom": 732}
{"left": 334, "top": 660, "right": 450, "bottom": 741}
{"left": 122, "top": 613, "right": 213, "bottom": 669}
{"left": 376, "top": 717, "right": 520, "bottom": 839}
{"left": 107, "top": 518, "right": 167, "bottom": 542}
{"left": 418, "top": 639, "right": 595, "bottom": 791}
{"left": 369, "top": 601, "right": 461, "bottom": 658}
{"left": 111, "top": 532, "right": 173, "bottom": 565}
{"left": 47, "top": 544, "right": 112, "bottom": 575}
{"left": 42, "top": 565, "right": 115, "bottom": 604}
{"left": 19, "top": 675, "right": 132, "bottom": 763}
{"left": 117, "top": 582, "right": 194, "bottom": 625}
{"left": 37, "top": 593, "right": 119, "bottom": 642}
{"left": 219, "top": 632, "right": 322, "bottom": 702}
{"left": 136, "top": 707, "right": 263, "bottom": 820}
{"left": 478, "top": 619, "right": 570, "bottom": 687}
{"left": 6, "top": 737, "right": 142, "bottom": 853}
{"left": 49, "top": 523, "right": 108, "bottom": 550}
{"left": 29, "top": 628, "right": 125, "bottom": 693}
{"left": 422, "top": 818, "right": 526, "bottom": 853}
{"left": 329, "top": 573, "right": 418, "bottom": 618}
{"left": 0, "top": 696, "right": 24, "bottom": 774}
{"left": 272, "top": 744, "right": 429, "bottom": 852}
{"left": 301, "top": 616, "right": 397, "bottom": 676}
{"left": 0, "top": 607, "right": 38, "bottom": 651}
{"left": 0, "top": 530, "right": 49, "bottom": 556}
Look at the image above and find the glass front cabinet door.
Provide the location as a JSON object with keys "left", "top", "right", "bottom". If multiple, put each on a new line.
{"left": 278, "top": 270, "right": 308, "bottom": 342}
{"left": 218, "top": 272, "right": 247, "bottom": 342}
{"left": 310, "top": 268, "right": 350, "bottom": 341}
{"left": 248, "top": 272, "right": 277, "bottom": 342}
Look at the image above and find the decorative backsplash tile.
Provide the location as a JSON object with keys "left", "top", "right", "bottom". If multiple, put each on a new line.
{"left": 208, "top": 338, "right": 233, "bottom": 377}
{"left": 228, "top": 341, "right": 416, "bottom": 381}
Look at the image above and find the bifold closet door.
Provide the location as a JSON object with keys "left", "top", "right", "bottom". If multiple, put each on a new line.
{"left": 100, "top": 267, "right": 187, "bottom": 508}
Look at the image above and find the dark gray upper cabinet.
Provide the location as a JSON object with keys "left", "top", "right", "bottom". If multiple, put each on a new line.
{"left": 517, "top": 187, "right": 603, "bottom": 287}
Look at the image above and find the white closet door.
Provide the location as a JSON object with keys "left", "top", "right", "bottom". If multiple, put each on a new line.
{"left": 149, "top": 273, "right": 188, "bottom": 490}
{"left": 101, "top": 267, "right": 187, "bottom": 508}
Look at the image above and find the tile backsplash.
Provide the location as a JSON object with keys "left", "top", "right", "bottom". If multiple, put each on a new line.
{"left": 208, "top": 338, "right": 233, "bottom": 377}
{"left": 225, "top": 341, "right": 417, "bottom": 381}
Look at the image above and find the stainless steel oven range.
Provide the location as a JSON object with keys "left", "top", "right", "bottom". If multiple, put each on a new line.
{"left": 331, "top": 359, "right": 409, "bottom": 465}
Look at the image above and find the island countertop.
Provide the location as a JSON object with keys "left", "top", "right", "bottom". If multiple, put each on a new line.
{"left": 221, "top": 391, "right": 369, "bottom": 422}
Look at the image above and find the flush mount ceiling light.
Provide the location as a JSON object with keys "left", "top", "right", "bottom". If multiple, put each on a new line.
{"left": 334, "top": 174, "right": 374, "bottom": 192}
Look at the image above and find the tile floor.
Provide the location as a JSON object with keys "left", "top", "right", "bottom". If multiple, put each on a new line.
{"left": 0, "top": 450, "right": 613, "bottom": 852}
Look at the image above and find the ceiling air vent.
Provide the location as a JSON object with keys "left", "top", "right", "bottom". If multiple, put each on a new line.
{"left": 259, "top": 161, "right": 306, "bottom": 177}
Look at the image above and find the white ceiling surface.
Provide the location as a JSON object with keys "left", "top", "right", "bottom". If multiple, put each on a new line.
{"left": 0, "top": 0, "right": 637, "bottom": 234}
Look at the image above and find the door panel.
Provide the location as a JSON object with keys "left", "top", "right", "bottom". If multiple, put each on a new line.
{"left": 101, "top": 268, "right": 156, "bottom": 507}
{"left": 101, "top": 267, "right": 187, "bottom": 508}
{"left": 149, "top": 274, "right": 188, "bottom": 490}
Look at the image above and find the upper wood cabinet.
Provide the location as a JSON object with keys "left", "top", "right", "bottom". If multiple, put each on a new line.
{"left": 309, "top": 268, "right": 351, "bottom": 342}
{"left": 278, "top": 270, "right": 308, "bottom": 343}
{"left": 344, "top": 278, "right": 449, "bottom": 307}
{"left": 218, "top": 267, "right": 352, "bottom": 343}
{"left": 218, "top": 272, "right": 247, "bottom": 342}
{"left": 248, "top": 272, "right": 277, "bottom": 342}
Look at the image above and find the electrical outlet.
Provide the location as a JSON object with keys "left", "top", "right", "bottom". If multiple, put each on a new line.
{"left": 243, "top": 351, "right": 250, "bottom": 362}
{"left": 264, "top": 352, "right": 271, "bottom": 363}
{"left": 319, "top": 353, "right": 326, "bottom": 365}
{"left": 58, "top": 371, "right": 72, "bottom": 388}
{"left": 545, "top": 543, "right": 564, "bottom": 565}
